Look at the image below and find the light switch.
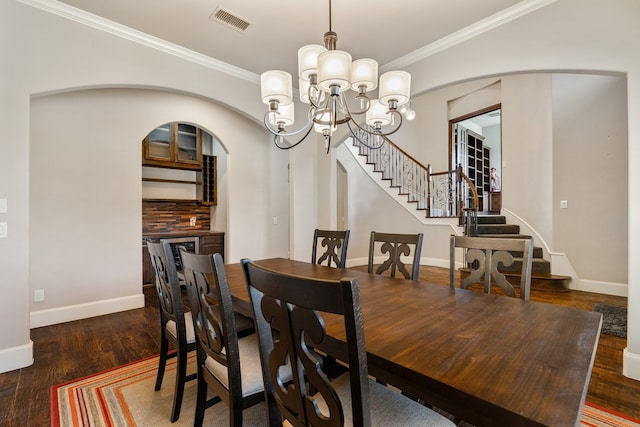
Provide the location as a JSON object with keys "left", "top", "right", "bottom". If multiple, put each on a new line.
{"left": 0, "top": 199, "right": 6, "bottom": 214}
{"left": 560, "top": 200, "right": 568, "bottom": 209}
{"left": 0, "top": 222, "right": 7, "bottom": 238}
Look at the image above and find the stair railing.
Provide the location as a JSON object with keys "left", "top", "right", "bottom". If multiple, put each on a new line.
{"left": 350, "top": 128, "right": 478, "bottom": 232}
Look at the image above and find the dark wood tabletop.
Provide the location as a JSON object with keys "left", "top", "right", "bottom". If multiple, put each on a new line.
{"left": 224, "top": 258, "right": 602, "bottom": 427}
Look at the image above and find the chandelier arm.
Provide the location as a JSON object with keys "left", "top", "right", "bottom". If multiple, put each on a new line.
{"left": 338, "top": 92, "right": 370, "bottom": 116}
{"left": 308, "top": 86, "right": 326, "bottom": 111}
{"left": 348, "top": 108, "right": 405, "bottom": 138}
{"left": 273, "top": 125, "right": 315, "bottom": 150}
{"left": 263, "top": 112, "right": 315, "bottom": 138}
{"left": 346, "top": 121, "right": 386, "bottom": 150}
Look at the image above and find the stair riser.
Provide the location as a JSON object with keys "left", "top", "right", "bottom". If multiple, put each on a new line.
{"left": 510, "top": 247, "right": 544, "bottom": 258}
{"left": 476, "top": 224, "right": 520, "bottom": 234}
{"left": 477, "top": 216, "right": 507, "bottom": 224}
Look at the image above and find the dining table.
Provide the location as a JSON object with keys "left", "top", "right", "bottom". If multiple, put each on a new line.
{"left": 222, "top": 257, "right": 602, "bottom": 427}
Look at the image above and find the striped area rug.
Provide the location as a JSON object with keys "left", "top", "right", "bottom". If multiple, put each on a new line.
{"left": 51, "top": 354, "right": 640, "bottom": 427}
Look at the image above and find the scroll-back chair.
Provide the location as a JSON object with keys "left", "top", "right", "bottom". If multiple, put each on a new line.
{"left": 449, "top": 235, "right": 534, "bottom": 300}
{"left": 180, "top": 250, "right": 267, "bottom": 427}
{"left": 147, "top": 241, "right": 197, "bottom": 422}
{"left": 241, "top": 259, "right": 455, "bottom": 427}
{"left": 368, "top": 231, "right": 424, "bottom": 281}
{"left": 311, "top": 229, "right": 350, "bottom": 268}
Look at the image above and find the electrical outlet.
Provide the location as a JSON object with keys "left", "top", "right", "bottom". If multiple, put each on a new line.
{"left": 190, "top": 216, "right": 197, "bottom": 226}
{"left": 34, "top": 289, "right": 45, "bottom": 302}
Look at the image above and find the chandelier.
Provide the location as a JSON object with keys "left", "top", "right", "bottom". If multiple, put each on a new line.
{"left": 259, "top": 0, "right": 415, "bottom": 153}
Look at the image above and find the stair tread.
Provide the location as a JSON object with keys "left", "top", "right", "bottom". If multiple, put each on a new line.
{"left": 472, "top": 233, "right": 532, "bottom": 239}
{"left": 459, "top": 267, "right": 570, "bottom": 280}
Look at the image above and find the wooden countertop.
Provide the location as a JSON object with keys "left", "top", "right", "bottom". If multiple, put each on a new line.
{"left": 143, "top": 230, "right": 224, "bottom": 239}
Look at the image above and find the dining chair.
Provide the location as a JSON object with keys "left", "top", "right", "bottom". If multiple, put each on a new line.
{"left": 449, "top": 235, "right": 534, "bottom": 300}
{"left": 241, "top": 259, "right": 455, "bottom": 427}
{"left": 175, "top": 245, "right": 254, "bottom": 337}
{"left": 311, "top": 228, "right": 350, "bottom": 268}
{"left": 146, "top": 241, "right": 197, "bottom": 422}
{"left": 368, "top": 231, "right": 424, "bottom": 281}
{"left": 179, "top": 250, "right": 269, "bottom": 427}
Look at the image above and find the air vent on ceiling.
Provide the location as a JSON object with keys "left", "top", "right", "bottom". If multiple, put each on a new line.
{"left": 209, "top": 6, "right": 252, "bottom": 33}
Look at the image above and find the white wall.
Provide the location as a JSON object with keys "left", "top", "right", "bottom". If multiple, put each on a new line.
{"left": 336, "top": 144, "right": 458, "bottom": 267}
{"left": 552, "top": 74, "right": 628, "bottom": 284}
{"left": 28, "top": 88, "right": 289, "bottom": 324}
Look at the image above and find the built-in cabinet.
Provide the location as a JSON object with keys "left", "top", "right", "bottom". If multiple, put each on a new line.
{"left": 142, "top": 231, "right": 225, "bottom": 285}
{"left": 466, "top": 132, "right": 490, "bottom": 211}
{"left": 142, "top": 122, "right": 203, "bottom": 170}
{"left": 197, "top": 155, "right": 217, "bottom": 205}
{"left": 199, "top": 233, "right": 224, "bottom": 259}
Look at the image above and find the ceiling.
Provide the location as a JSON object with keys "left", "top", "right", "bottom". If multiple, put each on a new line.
{"left": 56, "top": 0, "right": 530, "bottom": 82}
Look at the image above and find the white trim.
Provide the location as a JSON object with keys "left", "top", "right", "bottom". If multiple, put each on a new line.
{"left": 577, "top": 279, "right": 628, "bottom": 297}
{"left": 381, "top": 0, "right": 559, "bottom": 72}
{"left": 623, "top": 348, "right": 640, "bottom": 381}
{"left": 19, "top": 0, "right": 556, "bottom": 86}
{"left": 17, "top": 0, "right": 259, "bottom": 84}
{"left": 501, "top": 208, "right": 551, "bottom": 256}
{"left": 0, "top": 341, "right": 34, "bottom": 374}
{"left": 30, "top": 294, "right": 145, "bottom": 328}
{"left": 549, "top": 252, "right": 579, "bottom": 290}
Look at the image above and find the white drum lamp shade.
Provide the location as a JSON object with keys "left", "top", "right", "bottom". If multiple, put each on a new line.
{"left": 379, "top": 70, "right": 411, "bottom": 107}
{"left": 261, "top": 70, "right": 293, "bottom": 106}
{"left": 298, "top": 44, "right": 327, "bottom": 80}
{"left": 317, "top": 50, "right": 352, "bottom": 92}
{"left": 366, "top": 99, "right": 392, "bottom": 126}
{"left": 268, "top": 102, "right": 295, "bottom": 127}
{"left": 351, "top": 58, "right": 378, "bottom": 92}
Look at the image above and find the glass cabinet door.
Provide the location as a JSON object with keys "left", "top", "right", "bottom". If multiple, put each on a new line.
{"left": 145, "top": 124, "right": 172, "bottom": 162}
{"left": 176, "top": 123, "right": 200, "bottom": 164}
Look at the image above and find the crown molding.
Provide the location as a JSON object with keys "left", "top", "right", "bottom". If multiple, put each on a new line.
{"left": 381, "top": 0, "right": 559, "bottom": 72}
{"left": 19, "top": 0, "right": 557, "bottom": 83}
{"left": 17, "top": 0, "right": 260, "bottom": 84}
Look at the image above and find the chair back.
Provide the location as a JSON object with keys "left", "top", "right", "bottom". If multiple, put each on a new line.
{"left": 368, "top": 231, "right": 424, "bottom": 281}
{"left": 449, "top": 235, "right": 534, "bottom": 300}
{"left": 311, "top": 229, "right": 350, "bottom": 268}
{"left": 242, "top": 259, "right": 371, "bottom": 427}
{"left": 180, "top": 250, "right": 242, "bottom": 405}
{"left": 147, "top": 241, "right": 187, "bottom": 328}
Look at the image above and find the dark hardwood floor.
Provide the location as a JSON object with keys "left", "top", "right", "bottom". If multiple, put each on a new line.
{"left": 0, "top": 265, "right": 637, "bottom": 426}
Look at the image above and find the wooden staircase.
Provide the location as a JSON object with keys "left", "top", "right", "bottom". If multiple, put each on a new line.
{"left": 346, "top": 131, "right": 570, "bottom": 292}
{"left": 468, "top": 214, "right": 571, "bottom": 291}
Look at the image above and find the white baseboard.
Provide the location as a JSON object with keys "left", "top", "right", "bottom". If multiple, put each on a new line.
{"left": 0, "top": 341, "right": 34, "bottom": 374}
{"left": 30, "top": 294, "right": 145, "bottom": 328}
{"left": 623, "top": 348, "right": 640, "bottom": 380}
{"left": 576, "top": 279, "right": 628, "bottom": 297}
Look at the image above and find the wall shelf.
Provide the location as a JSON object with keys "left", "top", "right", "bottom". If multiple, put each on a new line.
{"left": 142, "top": 178, "right": 202, "bottom": 185}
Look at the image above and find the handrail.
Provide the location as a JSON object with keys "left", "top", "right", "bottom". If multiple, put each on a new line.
{"left": 458, "top": 166, "right": 479, "bottom": 236}
{"left": 350, "top": 128, "right": 479, "bottom": 235}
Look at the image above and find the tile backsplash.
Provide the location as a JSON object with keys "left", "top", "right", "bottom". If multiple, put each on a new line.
{"left": 142, "top": 200, "right": 211, "bottom": 234}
